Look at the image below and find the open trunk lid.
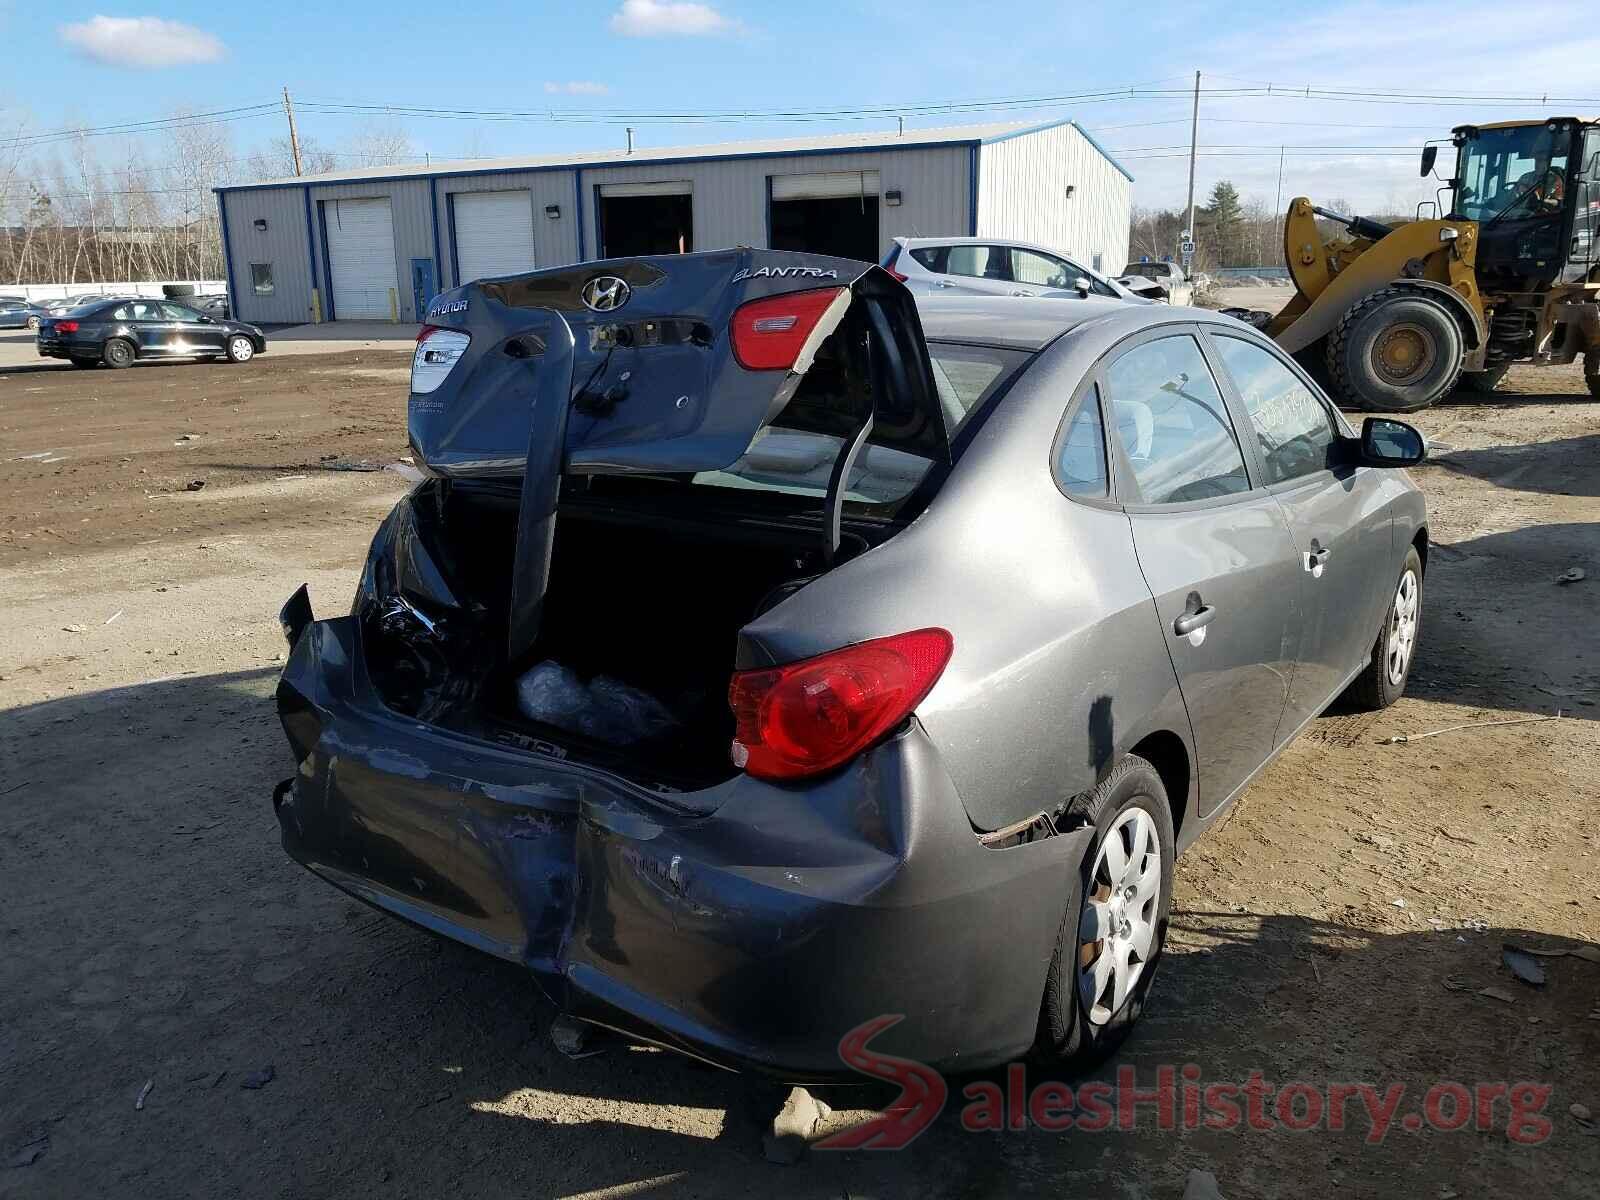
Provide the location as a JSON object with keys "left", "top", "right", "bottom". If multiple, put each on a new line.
{"left": 408, "top": 249, "right": 949, "bottom": 659}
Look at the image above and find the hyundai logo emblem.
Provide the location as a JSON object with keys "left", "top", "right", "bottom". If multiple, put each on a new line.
{"left": 581, "top": 275, "right": 630, "bottom": 312}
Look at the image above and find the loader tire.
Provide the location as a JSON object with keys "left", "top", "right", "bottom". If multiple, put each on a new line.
{"left": 1326, "top": 287, "right": 1464, "bottom": 413}
{"left": 1457, "top": 364, "right": 1509, "bottom": 394}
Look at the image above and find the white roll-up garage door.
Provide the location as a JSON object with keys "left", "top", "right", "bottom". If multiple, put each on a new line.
{"left": 770, "top": 170, "right": 881, "bottom": 201}
{"left": 325, "top": 197, "right": 398, "bottom": 320}
{"left": 453, "top": 190, "right": 536, "bottom": 284}
{"left": 597, "top": 180, "right": 692, "bottom": 198}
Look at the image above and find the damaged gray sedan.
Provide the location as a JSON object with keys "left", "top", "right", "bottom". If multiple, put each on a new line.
{"left": 273, "top": 250, "right": 1428, "bottom": 1079}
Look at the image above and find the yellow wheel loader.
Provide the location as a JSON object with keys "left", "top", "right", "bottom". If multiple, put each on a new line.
{"left": 1268, "top": 118, "right": 1600, "bottom": 411}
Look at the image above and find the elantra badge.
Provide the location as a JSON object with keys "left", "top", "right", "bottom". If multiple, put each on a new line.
{"left": 581, "top": 275, "right": 631, "bottom": 312}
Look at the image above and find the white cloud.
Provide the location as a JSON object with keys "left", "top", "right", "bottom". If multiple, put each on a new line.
{"left": 608, "top": 0, "right": 733, "bottom": 37}
{"left": 544, "top": 81, "right": 611, "bottom": 95}
{"left": 59, "top": 16, "right": 224, "bottom": 68}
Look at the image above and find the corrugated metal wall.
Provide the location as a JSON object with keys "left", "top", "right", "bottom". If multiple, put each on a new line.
{"left": 219, "top": 141, "right": 984, "bottom": 324}
{"left": 581, "top": 144, "right": 973, "bottom": 261}
{"left": 977, "top": 124, "right": 1132, "bottom": 274}
{"left": 221, "top": 188, "right": 315, "bottom": 324}
{"left": 432, "top": 171, "right": 580, "bottom": 285}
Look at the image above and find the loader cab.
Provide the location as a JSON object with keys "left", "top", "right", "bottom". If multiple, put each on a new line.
{"left": 1448, "top": 119, "right": 1600, "bottom": 288}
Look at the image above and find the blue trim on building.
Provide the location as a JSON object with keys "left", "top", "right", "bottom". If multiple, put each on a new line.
{"left": 967, "top": 144, "right": 979, "bottom": 236}
{"left": 428, "top": 182, "right": 443, "bottom": 300}
{"left": 217, "top": 190, "right": 238, "bottom": 319}
{"left": 316, "top": 198, "right": 336, "bottom": 321}
{"left": 214, "top": 136, "right": 991, "bottom": 195}
{"left": 445, "top": 192, "right": 461, "bottom": 287}
{"left": 301, "top": 186, "right": 318, "bottom": 317}
{"left": 573, "top": 168, "right": 585, "bottom": 261}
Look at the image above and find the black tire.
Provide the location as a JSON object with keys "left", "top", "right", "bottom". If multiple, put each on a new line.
{"left": 223, "top": 335, "right": 255, "bottom": 364}
{"left": 68, "top": 357, "right": 98, "bottom": 369}
{"left": 1342, "top": 545, "right": 1423, "bottom": 711}
{"left": 162, "top": 284, "right": 197, "bottom": 299}
{"left": 1326, "top": 287, "right": 1465, "bottom": 412}
{"left": 1035, "top": 754, "right": 1175, "bottom": 1071}
{"left": 1457, "top": 364, "right": 1509, "bottom": 394}
{"left": 102, "top": 338, "right": 135, "bottom": 369}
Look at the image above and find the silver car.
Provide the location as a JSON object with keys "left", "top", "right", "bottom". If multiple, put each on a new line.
{"left": 883, "top": 234, "right": 1145, "bottom": 302}
{"left": 273, "top": 251, "right": 1427, "bottom": 1079}
{"left": 1118, "top": 260, "right": 1194, "bottom": 305}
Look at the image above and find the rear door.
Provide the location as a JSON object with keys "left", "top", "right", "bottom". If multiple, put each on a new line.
{"left": 121, "top": 300, "right": 170, "bottom": 356}
{"left": 914, "top": 244, "right": 1018, "bottom": 297}
{"left": 1101, "top": 328, "right": 1303, "bottom": 817}
{"left": 1204, "top": 331, "right": 1394, "bottom": 736}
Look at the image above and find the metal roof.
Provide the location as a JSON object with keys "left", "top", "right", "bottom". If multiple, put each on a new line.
{"left": 220, "top": 118, "right": 1132, "bottom": 193}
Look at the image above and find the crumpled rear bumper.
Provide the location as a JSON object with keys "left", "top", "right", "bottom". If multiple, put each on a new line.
{"left": 274, "top": 608, "right": 1090, "bottom": 1081}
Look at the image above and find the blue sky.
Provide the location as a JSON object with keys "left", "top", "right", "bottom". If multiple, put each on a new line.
{"left": 4, "top": 0, "right": 1598, "bottom": 210}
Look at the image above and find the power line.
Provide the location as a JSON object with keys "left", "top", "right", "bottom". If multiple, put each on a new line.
{"left": 12, "top": 104, "right": 281, "bottom": 150}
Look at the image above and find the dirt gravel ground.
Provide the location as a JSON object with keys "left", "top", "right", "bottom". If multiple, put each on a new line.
{"left": 1, "top": 353, "right": 1597, "bottom": 1198}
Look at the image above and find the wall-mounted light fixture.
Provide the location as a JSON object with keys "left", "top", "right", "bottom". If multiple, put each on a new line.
{"left": 884, "top": 189, "right": 903, "bottom": 207}
{"left": 253, "top": 218, "right": 269, "bottom": 231}
{"left": 1064, "top": 185, "right": 1076, "bottom": 199}
{"left": 545, "top": 204, "right": 562, "bottom": 219}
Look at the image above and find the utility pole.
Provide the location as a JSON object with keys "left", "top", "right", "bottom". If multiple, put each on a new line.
{"left": 1184, "top": 70, "right": 1200, "bottom": 248}
{"left": 282, "top": 87, "right": 304, "bottom": 177}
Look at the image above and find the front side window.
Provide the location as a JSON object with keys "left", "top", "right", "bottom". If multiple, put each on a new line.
{"left": 251, "top": 263, "right": 274, "bottom": 295}
{"left": 1454, "top": 125, "right": 1571, "bottom": 223}
{"left": 1103, "top": 335, "right": 1250, "bottom": 504}
{"left": 160, "top": 302, "right": 199, "bottom": 321}
{"left": 1055, "top": 386, "right": 1108, "bottom": 497}
{"left": 1013, "top": 249, "right": 1076, "bottom": 288}
{"left": 1210, "top": 336, "right": 1337, "bottom": 484}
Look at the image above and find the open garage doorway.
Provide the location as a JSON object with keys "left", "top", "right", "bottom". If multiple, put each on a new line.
{"left": 769, "top": 170, "right": 881, "bottom": 261}
{"left": 596, "top": 182, "right": 693, "bottom": 257}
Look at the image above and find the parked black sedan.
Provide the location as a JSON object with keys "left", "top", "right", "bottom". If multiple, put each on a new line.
{"left": 36, "top": 298, "right": 266, "bottom": 368}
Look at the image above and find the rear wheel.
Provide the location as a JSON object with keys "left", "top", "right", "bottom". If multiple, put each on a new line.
{"left": 1326, "top": 287, "right": 1464, "bottom": 412}
{"left": 224, "top": 335, "right": 255, "bottom": 364}
{"left": 102, "top": 338, "right": 135, "bottom": 369}
{"left": 1342, "top": 546, "right": 1423, "bottom": 711}
{"left": 1036, "top": 754, "right": 1174, "bottom": 1070}
{"left": 1457, "top": 363, "right": 1509, "bottom": 394}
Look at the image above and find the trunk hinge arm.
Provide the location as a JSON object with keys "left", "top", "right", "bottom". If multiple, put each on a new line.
{"left": 822, "top": 411, "right": 872, "bottom": 566}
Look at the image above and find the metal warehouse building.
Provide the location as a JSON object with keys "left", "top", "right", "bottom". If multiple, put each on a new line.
{"left": 214, "top": 118, "right": 1132, "bottom": 326}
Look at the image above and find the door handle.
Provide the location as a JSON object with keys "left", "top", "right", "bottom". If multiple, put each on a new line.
{"left": 934, "top": 278, "right": 955, "bottom": 288}
{"left": 1173, "top": 601, "right": 1218, "bottom": 637}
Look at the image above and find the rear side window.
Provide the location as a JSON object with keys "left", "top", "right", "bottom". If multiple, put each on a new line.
{"left": 1103, "top": 335, "right": 1251, "bottom": 504}
{"left": 1055, "top": 387, "right": 1108, "bottom": 498}
{"left": 908, "top": 246, "right": 947, "bottom": 272}
{"left": 944, "top": 245, "right": 1010, "bottom": 281}
{"left": 1209, "top": 336, "right": 1338, "bottom": 484}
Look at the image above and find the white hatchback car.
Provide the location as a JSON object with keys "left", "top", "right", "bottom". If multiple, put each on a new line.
{"left": 1117, "top": 260, "right": 1194, "bottom": 306}
{"left": 882, "top": 236, "right": 1145, "bottom": 303}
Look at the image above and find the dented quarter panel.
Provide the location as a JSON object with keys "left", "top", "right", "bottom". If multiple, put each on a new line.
{"left": 277, "top": 613, "right": 1091, "bottom": 1078}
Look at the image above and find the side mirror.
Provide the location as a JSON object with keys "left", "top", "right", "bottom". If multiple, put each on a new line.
{"left": 1420, "top": 145, "right": 1438, "bottom": 178}
{"left": 198, "top": 315, "right": 215, "bottom": 323}
{"left": 1360, "top": 417, "right": 1426, "bottom": 467}
{"left": 1074, "top": 277, "right": 1092, "bottom": 298}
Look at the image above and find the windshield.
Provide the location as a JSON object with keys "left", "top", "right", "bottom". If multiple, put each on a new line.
{"left": 1454, "top": 125, "right": 1571, "bottom": 222}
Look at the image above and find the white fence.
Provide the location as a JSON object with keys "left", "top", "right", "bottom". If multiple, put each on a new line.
{"left": 6, "top": 280, "right": 228, "bottom": 303}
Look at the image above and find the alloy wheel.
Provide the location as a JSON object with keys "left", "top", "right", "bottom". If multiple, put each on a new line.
{"left": 1387, "top": 569, "right": 1419, "bottom": 685}
{"left": 1078, "top": 806, "right": 1162, "bottom": 1026}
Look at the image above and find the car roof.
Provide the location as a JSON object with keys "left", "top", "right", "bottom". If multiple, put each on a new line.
{"left": 916, "top": 294, "right": 1248, "bottom": 352}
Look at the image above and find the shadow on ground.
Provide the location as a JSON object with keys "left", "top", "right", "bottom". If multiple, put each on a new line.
{"left": 2, "top": 667, "right": 1597, "bottom": 1199}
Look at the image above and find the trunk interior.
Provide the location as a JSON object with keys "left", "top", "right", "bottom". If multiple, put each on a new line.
{"left": 362, "top": 476, "right": 882, "bottom": 790}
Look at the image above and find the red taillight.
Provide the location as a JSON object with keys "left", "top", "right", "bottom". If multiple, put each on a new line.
{"left": 56, "top": 321, "right": 79, "bottom": 333}
{"left": 730, "top": 287, "right": 847, "bottom": 371}
{"left": 728, "top": 629, "right": 954, "bottom": 780}
{"left": 416, "top": 323, "right": 440, "bottom": 343}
